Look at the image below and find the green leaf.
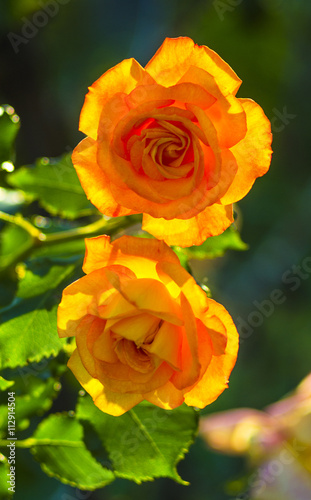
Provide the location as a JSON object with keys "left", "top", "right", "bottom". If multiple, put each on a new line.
{"left": 77, "top": 395, "right": 199, "bottom": 485}
{"left": 0, "top": 105, "right": 20, "bottom": 167}
{"left": 175, "top": 225, "right": 248, "bottom": 261}
{"left": 0, "top": 220, "right": 34, "bottom": 308}
{"left": 0, "top": 377, "right": 14, "bottom": 391}
{"left": 0, "top": 376, "right": 60, "bottom": 436}
{"left": 31, "top": 238, "right": 86, "bottom": 260}
{"left": 17, "top": 260, "right": 77, "bottom": 299}
{"left": 0, "top": 277, "right": 17, "bottom": 310}
{"left": 0, "top": 259, "right": 82, "bottom": 370}
{"left": 0, "top": 223, "right": 32, "bottom": 272}
{"left": 7, "top": 153, "right": 95, "bottom": 219}
{"left": 30, "top": 414, "right": 114, "bottom": 489}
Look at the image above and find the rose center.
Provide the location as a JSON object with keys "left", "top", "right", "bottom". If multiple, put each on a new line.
{"left": 125, "top": 117, "right": 195, "bottom": 180}
{"left": 108, "top": 315, "right": 163, "bottom": 373}
{"left": 115, "top": 339, "right": 154, "bottom": 373}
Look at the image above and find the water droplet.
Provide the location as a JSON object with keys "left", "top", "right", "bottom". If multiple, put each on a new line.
{"left": 53, "top": 382, "right": 62, "bottom": 392}
{"left": 0, "top": 107, "right": 4, "bottom": 117}
{"left": 6, "top": 106, "right": 14, "bottom": 115}
{"left": 68, "top": 410, "right": 75, "bottom": 417}
{"left": 41, "top": 157, "right": 49, "bottom": 165}
{"left": 78, "top": 390, "right": 86, "bottom": 397}
{"left": 201, "top": 284, "right": 211, "bottom": 296}
{"left": 0, "top": 453, "right": 5, "bottom": 462}
{"left": 12, "top": 114, "right": 20, "bottom": 124}
{"left": 1, "top": 161, "right": 14, "bottom": 172}
{"left": 34, "top": 215, "right": 50, "bottom": 228}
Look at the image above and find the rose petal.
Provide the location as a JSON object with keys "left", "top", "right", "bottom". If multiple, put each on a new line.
{"left": 95, "top": 358, "right": 173, "bottom": 394}
{"left": 206, "top": 93, "right": 247, "bottom": 148}
{"left": 120, "top": 278, "right": 184, "bottom": 326}
{"left": 76, "top": 316, "right": 106, "bottom": 377}
{"left": 184, "top": 300, "right": 239, "bottom": 408}
{"left": 145, "top": 37, "right": 241, "bottom": 95}
{"left": 179, "top": 66, "right": 247, "bottom": 147}
{"left": 191, "top": 319, "right": 214, "bottom": 384}
{"left": 83, "top": 234, "right": 180, "bottom": 279}
{"left": 220, "top": 98, "right": 273, "bottom": 205}
{"left": 107, "top": 313, "right": 160, "bottom": 344}
{"left": 68, "top": 349, "right": 143, "bottom": 416}
{"left": 68, "top": 348, "right": 103, "bottom": 398}
{"left": 142, "top": 203, "right": 233, "bottom": 247}
{"left": 115, "top": 339, "right": 154, "bottom": 373}
{"left": 144, "top": 321, "right": 182, "bottom": 371}
{"left": 97, "top": 291, "right": 140, "bottom": 320}
{"left": 92, "top": 330, "right": 119, "bottom": 364}
{"left": 171, "top": 293, "right": 201, "bottom": 390}
{"left": 156, "top": 260, "right": 208, "bottom": 318}
{"left": 80, "top": 58, "right": 154, "bottom": 139}
{"left": 126, "top": 82, "right": 216, "bottom": 110}
{"left": 57, "top": 268, "right": 115, "bottom": 337}
{"left": 72, "top": 137, "right": 135, "bottom": 217}
{"left": 94, "top": 390, "right": 144, "bottom": 416}
{"left": 143, "top": 381, "right": 185, "bottom": 410}
{"left": 203, "top": 314, "right": 228, "bottom": 356}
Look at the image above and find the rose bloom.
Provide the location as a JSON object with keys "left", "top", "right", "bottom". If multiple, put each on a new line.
{"left": 72, "top": 37, "right": 272, "bottom": 247}
{"left": 57, "top": 235, "right": 239, "bottom": 416}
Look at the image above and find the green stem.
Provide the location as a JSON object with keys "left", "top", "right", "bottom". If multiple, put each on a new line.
{"left": 42, "top": 215, "right": 140, "bottom": 245}
{"left": 0, "top": 211, "right": 41, "bottom": 240}
{"left": 0, "top": 438, "right": 82, "bottom": 448}
{"left": 0, "top": 213, "right": 142, "bottom": 275}
{"left": 0, "top": 212, "right": 42, "bottom": 274}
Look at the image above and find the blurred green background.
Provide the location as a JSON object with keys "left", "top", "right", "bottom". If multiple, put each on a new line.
{"left": 0, "top": 0, "right": 310, "bottom": 498}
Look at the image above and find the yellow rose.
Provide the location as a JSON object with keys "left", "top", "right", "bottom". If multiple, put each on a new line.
{"left": 72, "top": 37, "right": 272, "bottom": 247}
{"left": 58, "top": 235, "right": 239, "bottom": 416}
